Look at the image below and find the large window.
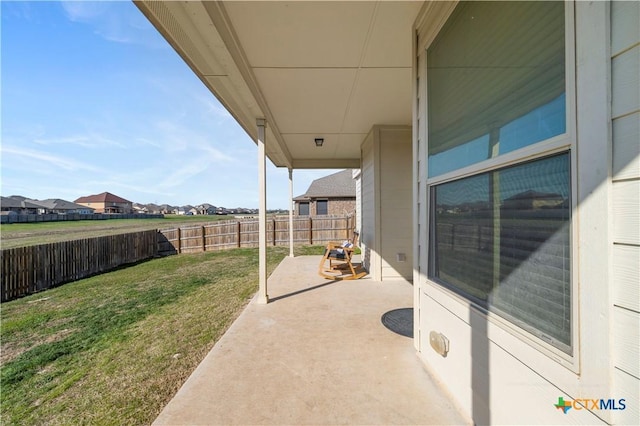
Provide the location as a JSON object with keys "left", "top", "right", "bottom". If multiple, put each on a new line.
{"left": 426, "top": 1, "right": 572, "bottom": 353}
{"left": 427, "top": 1, "right": 565, "bottom": 177}
{"left": 299, "top": 202, "right": 309, "bottom": 216}
{"left": 429, "top": 154, "right": 571, "bottom": 351}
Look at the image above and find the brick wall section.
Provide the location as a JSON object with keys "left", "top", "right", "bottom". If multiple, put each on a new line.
{"left": 295, "top": 198, "right": 356, "bottom": 217}
{"left": 325, "top": 198, "right": 356, "bottom": 216}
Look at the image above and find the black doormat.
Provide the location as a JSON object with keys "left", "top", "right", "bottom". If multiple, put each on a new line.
{"left": 381, "top": 308, "right": 413, "bottom": 338}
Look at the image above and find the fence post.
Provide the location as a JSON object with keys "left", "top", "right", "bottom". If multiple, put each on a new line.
{"left": 176, "top": 228, "right": 182, "bottom": 254}
{"left": 237, "top": 221, "right": 242, "bottom": 248}
{"left": 309, "top": 217, "right": 313, "bottom": 245}
{"left": 272, "top": 218, "right": 276, "bottom": 246}
{"left": 345, "top": 216, "right": 350, "bottom": 239}
{"left": 202, "top": 226, "right": 206, "bottom": 252}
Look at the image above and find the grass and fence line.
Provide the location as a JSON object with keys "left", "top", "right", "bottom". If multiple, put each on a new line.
{"left": 1, "top": 215, "right": 354, "bottom": 302}
{"left": 1, "top": 231, "right": 158, "bottom": 302}
{"left": 1, "top": 246, "right": 325, "bottom": 425}
{"left": 0, "top": 212, "right": 163, "bottom": 224}
{"left": 158, "top": 215, "right": 355, "bottom": 255}
{"left": 0, "top": 214, "right": 238, "bottom": 249}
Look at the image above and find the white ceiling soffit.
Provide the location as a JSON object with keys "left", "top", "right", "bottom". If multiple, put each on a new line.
{"left": 134, "top": 1, "right": 422, "bottom": 169}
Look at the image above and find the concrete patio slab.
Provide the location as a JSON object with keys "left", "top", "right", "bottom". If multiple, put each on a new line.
{"left": 154, "top": 255, "right": 470, "bottom": 425}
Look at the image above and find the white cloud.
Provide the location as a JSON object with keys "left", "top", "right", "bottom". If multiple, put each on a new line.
{"left": 3, "top": 2, "right": 36, "bottom": 21}
{"left": 34, "top": 134, "right": 125, "bottom": 149}
{"left": 134, "top": 137, "right": 163, "bottom": 149}
{"left": 1, "top": 145, "right": 105, "bottom": 173}
{"left": 83, "top": 178, "right": 168, "bottom": 197}
{"left": 59, "top": 1, "right": 164, "bottom": 48}
{"left": 60, "top": 1, "right": 109, "bottom": 22}
{"left": 158, "top": 157, "right": 211, "bottom": 190}
{"left": 200, "top": 145, "right": 234, "bottom": 163}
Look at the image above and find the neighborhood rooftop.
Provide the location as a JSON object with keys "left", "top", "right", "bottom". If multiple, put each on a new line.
{"left": 74, "top": 192, "right": 132, "bottom": 204}
{"left": 294, "top": 169, "right": 356, "bottom": 200}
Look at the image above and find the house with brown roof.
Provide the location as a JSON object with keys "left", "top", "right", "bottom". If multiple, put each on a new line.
{"left": 74, "top": 192, "right": 132, "bottom": 214}
{"left": 29, "top": 199, "right": 95, "bottom": 215}
{"left": 293, "top": 169, "right": 356, "bottom": 217}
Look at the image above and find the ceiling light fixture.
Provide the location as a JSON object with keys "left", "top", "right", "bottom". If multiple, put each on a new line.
{"left": 314, "top": 138, "right": 324, "bottom": 147}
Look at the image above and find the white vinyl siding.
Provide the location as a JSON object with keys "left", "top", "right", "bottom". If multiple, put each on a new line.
{"left": 380, "top": 128, "right": 413, "bottom": 280}
{"left": 611, "top": 1, "right": 640, "bottom": 424}
{"left": 361, "top": 126, "right": 413, "bottom": 281}
{"left": 361, "top": 131, "right": 377, "bottom": 276}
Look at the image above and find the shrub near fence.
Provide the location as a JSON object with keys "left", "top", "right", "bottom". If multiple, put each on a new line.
{"left": 1, "top": 230, "right": 157, "bottom": 302}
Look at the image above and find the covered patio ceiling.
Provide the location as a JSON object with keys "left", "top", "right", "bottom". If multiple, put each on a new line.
{"left": 134, "top": 1, "right": 422, "bottom": 169}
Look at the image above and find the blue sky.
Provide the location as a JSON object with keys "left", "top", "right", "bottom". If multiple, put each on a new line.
{"left": 1, "top": 1, "right": 336, "bottom": 209}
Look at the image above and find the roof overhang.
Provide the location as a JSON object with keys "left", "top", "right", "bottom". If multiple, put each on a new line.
{"left": 134, "top": 1, "right": 422, "bottom": 169}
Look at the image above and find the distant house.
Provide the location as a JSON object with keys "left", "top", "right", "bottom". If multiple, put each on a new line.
{"left": 503, "top": 190, "right": 565, "bottom": 210}
{"left": 29, "top": 199, "right": 95, "bottom": 215}
{"left": 159, "top": 204, "right": 174, "bottom": 214}
{"left": 293, "top": 169, "right": 356, "bottom": 217}
{"left": 195, "top": 203, "right": 221, "bottom": 215}
{"left": 0, "top": 196, "right": 40, "bottom": 214}
{"left": 173, "top": 206, "right": 197, "bottom": 215}
{"left": 74, "top": 192, "right": 132, "bottom": 214}
{"left": 132, "top": 203, "right": 148, "bottom": 214}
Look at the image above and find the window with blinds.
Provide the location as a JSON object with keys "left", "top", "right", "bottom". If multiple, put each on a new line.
{"left": 427, "top": 1, "right": 565, "bottom": 178}
{"left": 429, "top": 153, "right": 571, "bottom": 352}
{"left": 426, "top": 1, "right": 572, "bottom": 353}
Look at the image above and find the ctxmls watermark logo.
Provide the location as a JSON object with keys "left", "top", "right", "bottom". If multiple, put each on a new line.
{"left": 555, "top": 397, "right": 626, "bottom": 414}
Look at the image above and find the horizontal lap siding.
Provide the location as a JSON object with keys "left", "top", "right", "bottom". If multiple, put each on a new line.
{"left": 380, "top": 128, "right": 413, "bottom": 280}
{"left": 611, "top": 2, "right": 639, "bottom": 424}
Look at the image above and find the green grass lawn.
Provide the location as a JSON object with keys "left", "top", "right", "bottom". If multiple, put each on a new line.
{"left": 0, "top": 215, "right": 253, "bottom": 249}
{"left": 0, "top": 245, "right": 323, "bottom": 425}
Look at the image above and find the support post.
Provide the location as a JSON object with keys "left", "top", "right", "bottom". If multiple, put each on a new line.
{"left": 257, "top": 118, "right": 269, "bottom": 304}
{"left": 289, "top": 168, "right": 294, "bottom": 257}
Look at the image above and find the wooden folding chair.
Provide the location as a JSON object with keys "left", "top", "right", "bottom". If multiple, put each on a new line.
{"left": 318, "top": 231, "right": 367, "bottom": 280}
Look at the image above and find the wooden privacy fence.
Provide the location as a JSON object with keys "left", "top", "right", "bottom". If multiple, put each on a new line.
{"left": 1, "top": 230, "right": 157, "bottom": 302}
{"left": 0, "top": 213, "right": 163, "bottom": 224}
{"left": 158, "top": 215, "right": 354, "bottom": 255}
{"left": 1, "top": 215, "right": 353, "bottom": 302}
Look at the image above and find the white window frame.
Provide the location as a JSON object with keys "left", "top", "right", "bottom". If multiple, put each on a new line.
{"left": 422, "top": 1, "right": 579, "bottom": 371}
